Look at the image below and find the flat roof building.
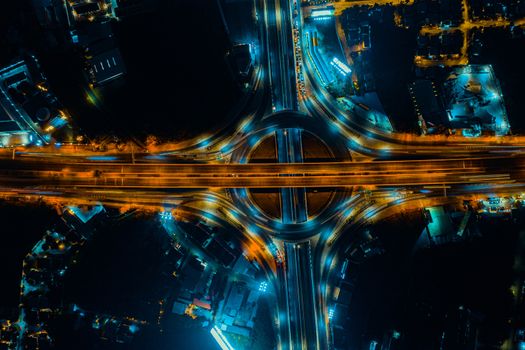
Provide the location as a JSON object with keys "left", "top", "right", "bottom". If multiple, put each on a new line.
{"left": 0, "top": 60, "right": 45, "bottom": 146}
{"left": 216, "top": 281, "right": 261, "bottom": 340}
{"left": 88, "top": 47, "right": 126, "bottom": 86}
{"left": 67, "top": 0, "right": 119, "bottom": 23}
{"left": 0, "top": 57, "right": 74, "bottom": 147}
{"left": 444, "top": 65, "right": 510, "bottom": 136}
{"left": 409, "top": 79, "right": 446, "bottom": 133}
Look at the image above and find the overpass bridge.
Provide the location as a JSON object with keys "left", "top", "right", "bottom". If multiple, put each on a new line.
{"left": 0, "top": 156, "right": 521, "bottom": 189}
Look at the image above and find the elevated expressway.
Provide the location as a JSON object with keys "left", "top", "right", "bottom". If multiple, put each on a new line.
{"left": 0, "top": 156, "right": 521, "bottom": 189}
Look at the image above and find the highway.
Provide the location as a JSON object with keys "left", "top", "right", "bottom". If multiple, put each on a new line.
{"left": 258, "top": 0, "right": 326, "bottom": 345}
{"left": 0, "top": 156, "right": 522, "bottom": 188}
{"left": 263, "top": 0, "right": 298, "bottom": 110}
{"left": 283, "top": 241, "right": 320, "bottom": 350}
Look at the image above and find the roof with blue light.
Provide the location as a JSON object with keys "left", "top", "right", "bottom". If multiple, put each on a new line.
{"left": 445, "top": 65, "right": 510, "bottom": 136}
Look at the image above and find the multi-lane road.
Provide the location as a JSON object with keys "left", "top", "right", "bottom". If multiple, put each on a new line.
{"left": 0, "top": 156, "right": 521, "bottom": 189}
{"left": 283, "top": 241, "right": 320, "bottom": 349}
{"left": 263, "top": 0, "right": 298, "bottom": 110}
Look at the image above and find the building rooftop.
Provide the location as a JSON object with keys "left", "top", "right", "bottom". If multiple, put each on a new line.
{"left": 88, "top": 47, "right": 126, "bottom": 86}
{"left": 68, "top": 0, "right": 118, "bottom": 23}
{"left": 409, "top": 79, "right": 446, "bottom": 133}
{"left": 444, "top": 65, "right": 510, "bottom": 136}
{"left": 0, "top": 60, "right": 41, "bottom": 145}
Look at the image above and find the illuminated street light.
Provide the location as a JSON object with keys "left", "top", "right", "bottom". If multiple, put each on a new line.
{"left": 258, "top": 281, "right": 268, "bottom": 292}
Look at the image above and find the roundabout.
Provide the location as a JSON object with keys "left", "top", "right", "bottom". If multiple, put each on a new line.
{"left": 228, "top": 111, "right": 353, "bottom": 240}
